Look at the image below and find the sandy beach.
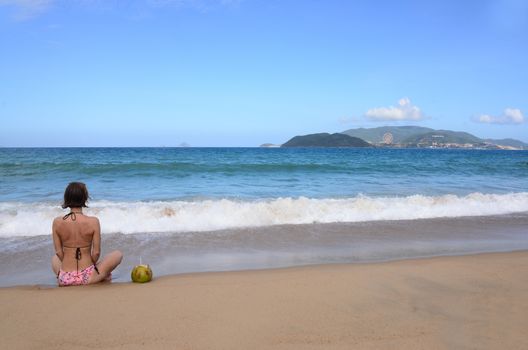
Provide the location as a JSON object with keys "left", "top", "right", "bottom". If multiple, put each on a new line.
{"left": 0, "top": 251, "right": 526, "bottom": 349}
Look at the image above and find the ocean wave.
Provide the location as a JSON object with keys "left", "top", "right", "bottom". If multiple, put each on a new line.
{"left": 0, "top": 161, "right": 357, "bottom": 176}
{"left": 2, "top": 159, "right": 525, "bottom": 177}
{"left": 1, "top": 192, "right": 528, "bottom": 237}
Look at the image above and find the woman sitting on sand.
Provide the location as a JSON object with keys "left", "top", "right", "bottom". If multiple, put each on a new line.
{"left": 51, "top": 182, "right": 122, "bottom": 286}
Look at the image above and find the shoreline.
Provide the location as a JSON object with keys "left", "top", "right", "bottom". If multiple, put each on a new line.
{"left": 2, "top": 251, "right": 527, "bottom": 349}
{"left": 3, "top": 212, "right": 528, "bottom": 287}
{"left": 3, "top": 248, "right": 528, "bottom": 290}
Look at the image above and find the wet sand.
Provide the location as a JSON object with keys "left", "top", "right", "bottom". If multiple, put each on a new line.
{"left": 1, "top": 251, "right": 527, "bottom": 349}
{"left": 2, "top": 213, "right": 528, "bottom": 287}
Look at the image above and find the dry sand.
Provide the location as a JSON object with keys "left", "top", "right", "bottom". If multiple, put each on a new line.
{"left": 1, "top": 251, "right": 527, "bottom": 349}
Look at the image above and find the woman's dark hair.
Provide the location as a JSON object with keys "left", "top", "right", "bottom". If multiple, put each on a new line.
{"left": 62, "top": 182, "right": 89, "bottom": 209}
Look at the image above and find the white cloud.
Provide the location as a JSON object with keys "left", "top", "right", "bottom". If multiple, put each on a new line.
{"left": 365, "top": 98, "right": 425, "bottom": 121}
{"left": 475, "top": 108, "right": 525, "bottom": 124}
{"left": 0, "top": 0, "right": 54, "bottom": 19}
{"left": 0, "top": 0, "right": 240, "bottom": 19}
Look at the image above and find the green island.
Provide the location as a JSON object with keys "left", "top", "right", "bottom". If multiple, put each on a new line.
{"left": 269, "top": 126, "right": 528, "bottom": 149}
{"left": 281, "top": 133, "right": 371, "bottom": 148}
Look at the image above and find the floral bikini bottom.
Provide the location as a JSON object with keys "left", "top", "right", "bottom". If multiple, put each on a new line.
{"left": 58, "top": 265, "right": 96, "bottom": 286}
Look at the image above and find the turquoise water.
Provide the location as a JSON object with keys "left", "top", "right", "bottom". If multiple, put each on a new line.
{"left": 1, "top": 147, "right": 528, "bottom": 286}
{"left": 1, "top": 147, "right": 527, "bottom": 202}
{"left": 0, "top": 147, "right": 527, "bottom": 237}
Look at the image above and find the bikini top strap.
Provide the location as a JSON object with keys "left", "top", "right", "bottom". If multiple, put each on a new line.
{"left": 63, "top": 244, "right": 92, "bottom": 249}
{"left": 62, "top": 245, "right": 92, "bottom": 261}
{"left": 62, "top": 245, "right": 98, "bottom": 274}
{"left": 63, "top": 212, "right": 77, "bottom": 221}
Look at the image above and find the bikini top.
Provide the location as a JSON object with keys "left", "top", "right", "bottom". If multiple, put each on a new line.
{"left": 60, "top": 212, "right": 99, "bottom": 275}
{"left": 62, "top": 211, "right": 80, "bottom": 222}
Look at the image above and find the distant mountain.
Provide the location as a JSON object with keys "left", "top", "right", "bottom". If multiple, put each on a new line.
{"left": 342, "top": 126, "right": 434, "bottom": 144}
{"left": 403, "top": 130, "right": 481, "bottom": 144}
{"left": 282, "top": 133, "right": 372, "bottom": 148}
{"left": 341, "top": 126, "right": 527, "bottom": 149}
{"left": 483, "top": 138, "right": 528, "bottom": 149}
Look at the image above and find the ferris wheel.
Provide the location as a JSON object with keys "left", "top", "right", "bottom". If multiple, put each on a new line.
{"left": 382, "top": 132, "right": 393, "bottom": 144}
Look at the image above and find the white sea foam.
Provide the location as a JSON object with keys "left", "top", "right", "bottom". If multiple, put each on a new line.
{"left": 1, "top": 192, "right": 528, "bottom": 237}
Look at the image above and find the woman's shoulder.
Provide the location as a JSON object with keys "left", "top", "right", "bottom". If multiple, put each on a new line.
{"left": 79, "top": 214, "right": 100, "bottom": 226}
{"left": 84, "top": 214, "right": 100, "bottom": 222}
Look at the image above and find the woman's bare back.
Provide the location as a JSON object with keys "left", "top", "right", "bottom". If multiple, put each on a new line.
{"left": 52, "top": 182, "right": 123, "bottom": 286}
{"left": 51, "top": 211, "right": 122, "bottom": 285}
{"left": 52, "top": 212, "right": 101, "bottom": 272}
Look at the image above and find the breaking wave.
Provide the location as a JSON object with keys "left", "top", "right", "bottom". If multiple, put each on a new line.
{"left": 1, "top": 192, "right": 528, "bottom": 237}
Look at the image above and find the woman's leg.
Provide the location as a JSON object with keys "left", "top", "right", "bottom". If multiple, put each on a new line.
{"left": 51, "top": 255, "right": 61, "bottom": 276}
{"left": 89, "top": 250, "right": 123, "bottom": 284}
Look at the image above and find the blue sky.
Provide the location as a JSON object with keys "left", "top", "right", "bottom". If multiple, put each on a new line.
{"left": 0, "top": 0, "right": 527, "bottom": 146}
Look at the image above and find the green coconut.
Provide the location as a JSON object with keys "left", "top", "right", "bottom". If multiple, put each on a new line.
{"left": 131, "top": 264, "right": 153, "bottom": 283}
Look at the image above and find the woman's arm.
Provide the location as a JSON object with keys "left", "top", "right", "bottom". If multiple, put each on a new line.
{"left": 52, "top": 219, "right": 64, "bottom": 261}
{"left": 91, "top": 218, "right": 101, "bottom": 263}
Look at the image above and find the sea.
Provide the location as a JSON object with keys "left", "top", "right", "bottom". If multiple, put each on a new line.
{"left": 1, "top": 147, "right": 527, "bottom": 286}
